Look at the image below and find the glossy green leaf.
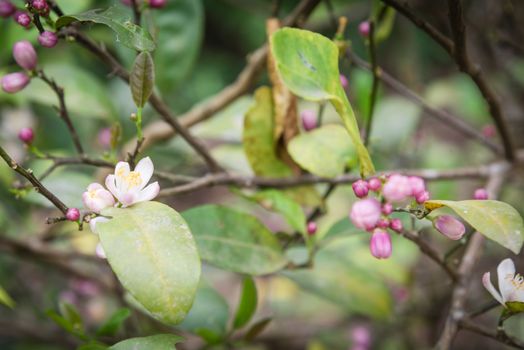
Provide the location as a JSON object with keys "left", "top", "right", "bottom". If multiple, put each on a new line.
{"left": 110, "top": 334, "right": 183, "bottom": 350}
{"left": 130, "top": 51, "right": 155, "bottom": 108}
{"left": 57, "top": 6, "right": 156, "bottom": 52}
{"left": 182, "top": 205, "right": 288, "bottom": 275}
{"left": 243, "top": 87, "right": 293, "bottom": 177}
{"left": 154, "top": 0, "right": 203, "bottom": 93}
{"left": 98, "top": 201, "right": 201, "bottom": 325}
{"left": 425, "top": 200, "right": 524, "bottom": 254}
{"left": 96, "top": 308, "right": 131, "bottom": 337}
{"left": 288, "top": 124, "right": 355, "bottom": 178}
{"left": 0, "top": 286, "right": 14, "bottom": 308}
{"left": 271, "top": 28, "right": 375, "bottom": 177}
{"left": 233, "top": 277, "right": 258, "bottom": 329}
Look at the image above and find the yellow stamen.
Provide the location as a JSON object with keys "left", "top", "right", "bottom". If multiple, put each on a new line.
{"left": 124, "top": 171, "right": 142, "bottom": 188}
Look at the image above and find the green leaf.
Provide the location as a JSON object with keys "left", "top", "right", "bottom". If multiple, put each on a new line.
{"left": 270, "top": 28, "right": 375, "bottom": 178}
{"left": 244, "top": 318, "right": 272, "bottom": 341}
{"left": 244, "top": 190, "right": 306, "bottom": 234}
{"left": 57, "top": 7, "right": 156, "bottom": 52}
{"left": 243, "top": 87, "right": 293, "bottom": 177}
{"left": 110, "top": 334, "right": 183, "bottom": 350}
{"left": 130, "top": 51, "right": 155, "bottom": 108}
{"left": 78, "top": 341, "right": 109, "bottom": 350}
{"left": 0, "top": 285, "right": 15, "bottom": 308}
{"left": 425, "top": 200, "right": 524, "bottom": 254}
{"left": 182, "top": 205, "right": 288, "bottom": 275}
{"left": 179, "top": 284, "right": 229, "bottom": 342}
{"left": 288, "top": 124, "right": 355, "bottom": 178}
{"left": 233, "top": 277, "right": 258, "bottom": 329}
{"left": 96, "top": 308, "right": 131, "bottom": 337}
{"left": 60, "top": 303, "right": 83, "bottom": 331}
{"left": 154, "top": 0, "right": 203, "bottom": 94}
{"left": 47, "top": 310, "right": 88, "bottom": 341}
{"left": 98, "top": 201, "right": 201, "bottom": 325}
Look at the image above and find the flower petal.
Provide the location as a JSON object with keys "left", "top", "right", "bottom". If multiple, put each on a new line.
{"left": 134, "top": 156, "right": 154, "bottom": 188}
{"left": 89, "top": 216, "right": 109, "bottom": 234}
{"left": 482, "top": 272, "right": 505, "bottom": 306}
{"left": 87, "top": 182, "right": 104, "bottom": 191}
{"left": 105, "top": 174, "right": 121, "bottom": 201}
{"left": 136, "top": 181, "right": 160, "bottom": 203}
{"left": 114, "top": 161, "right": 130, "bottom": 189}
{"left": 498, "top": 258, "right": 516, "bottom": 303}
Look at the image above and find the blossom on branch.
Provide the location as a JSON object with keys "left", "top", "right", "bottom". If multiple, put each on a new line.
{"left": 482, "top": 258, "right": 524, "bottom": 307}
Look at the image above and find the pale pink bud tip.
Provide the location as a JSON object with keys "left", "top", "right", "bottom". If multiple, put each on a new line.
{"left": 66, "top": 208, "right": 81, "bottom": 221}
{"left": 382, "top": 203, "right": 393, "bottom": 215}
{"left": 382, "top": 174, "right": 412, "bottom": 203}
{"left": 1, "top": 72, "right": 30, "bottom": 93}
{"left": 482, "top": 124, "right": 496, "bottom": 138}
{"left": 13, "top": 40, "right": 37, "bottom": 70}
{"left": 301, "top": 110, "right": 317, "bottom": 131}
{"left": 18, "top": 127, "right": 34, "bottom": 143}
{"left": 0, "top": 1, "right": 16, "bottom": 18}
{"left": 351, "top": 326, "right": 371, "bottom": 348}
{"left": 38, "top": 31, "right": 58, "bottom": 48}
{"left": 339, "top": 74, "right": 348, "bottom": 89}
{"left": 307, "top": 221, "right": 317, "bottom": 235}
{"left": 15, "top": 12, "right": 31, "bottom": 27}
{"left": 415, "top": 190, "right": 430, "bottom": 204}
{"left": 370, "top": 229, "right": 392, "bottom": 259}
{"left": 473, "top": 188, "right": 488, "bottom": 200}
{"left": 368, "top": 177, "right": 381, "bottom": 191}
{"left": 389, "top": 218, "right": 403, "bottom": 233}
{"left": 32, "top": 0, "right": 48, "bottom": 11}
{"left": 358, "top": 21, "right": 370, "bottom": 37}
{"left": 149, "top": 0, "right": 166, "bottom": 8}
{"left": 350, "top": 198, "right": 381, "bottom": 231}
{"left": 352, "top": 179, "right": 369, "bottom": 198}
{"left": 434, "top": 215, "right": 465, "bottom": 240}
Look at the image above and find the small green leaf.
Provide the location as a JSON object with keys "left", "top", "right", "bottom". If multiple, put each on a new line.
{"left": 56, "top": 7, "right": 156, "bottom": 52}
{"left": 47, "top": 310, "right": 88, "bottom": 341}
{"left": 271, "top": 28, "right": 375, "bottom": 177}
{"left": 0, "top": 285, "right": 15, "bottom": 308}
{"left": 288, "top": 124, "right": 355, "bottom": 178}
{"left": 244, "top": 318, "right": 272, "bottom": 341}
{"left": 110, "top": 334, "right": 184, "bottom": 350}
{"left": 425, "top": 200, "right": 524, "bottom": 254}
{"left": 96, "top": 308, "right": 131, "bottom": 337}
{"left": 130, "top": 51, "right": 155, "bottom": 108}
{"left": 233, "top": 277, "right": 258, "bottom": 329}
{"left": 182, "top": 205, "right": 288, "bottom": 275}
{"left": 59, "top": 303, "right": 83, "bottom": 332}
{"left": 98, "top": 201, "right": 201, "bottom": 325}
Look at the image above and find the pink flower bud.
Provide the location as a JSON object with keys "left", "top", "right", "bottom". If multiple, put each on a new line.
{"left": 32, "top": 0, "right": 48, "bottom": 11}
{"left": 351, "top": 325, "right": 371, "bottom": 348}
{"left": 415, "top": 190, "right": 430, "bottom": 204}
{"left": 0, "top": 0, "right": 16, "bottom": 18}
{"left": 368, "top": 177, "right": 381, "bottom": 191}
{"left": 408, "top": 176, "right": 425, "bottom": 197}
{"left": 13, "top": 40, "right": 37, "bottom": 70}
{"left": 382, "top": 202, "right": 393, "bottom": 215}
{"left": 340, "top": 74, "right": 348, "bottom": 89}
{"left": 301, "top": 110, "right": 317, "bottom": 131}
{"left": 358, "top": 21, "right": 370, "bottom": 37}
{"left": 482, "top": 124, "right": 496, "bottom": 138}
{"left": 377, "top": 218, "right": 389, "bottom": 228}
{"left": 434, "top": 215, "right": 465, "bottom": 240}
{"left": 18, "top": 127, "right": 34, "bottom": 143}
{"left": 14, "top": 11, "right": 31, "bottom": 27}
{"left": 38, "top": 31, "right": 58, "bottom": 48}
{"left": 98, "top": 128, "right": 112, "bottom": 148}
{"left": 370, "top": 229, "right": 392, "bottom": 259}
{"left": 382, "top": 174, "right": 412, "bottom": 203}
{"left": 66, "top": 208, "right": 80, "bottom": 221}
{"left": 149, "top": 0, "right": 166, "bottom": 8}
{"left": 352, "top": 179, "right": 369, "bottom": 198}
{"left": 473, "top": 188, "right": 488, "bottom": 200}
{"left": 307, "top": 221, "right": 317, "bottom": 235}
{"left": 1, "top": 72, "right": 30, "bottom": 93}
{"left": 350, "top": 198, "right": 381, "bottom": 231}
{"left": 389, "top": 218, "right": 403, "bottom": 233}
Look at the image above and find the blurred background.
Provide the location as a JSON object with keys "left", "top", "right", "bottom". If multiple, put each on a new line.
{"left": 1, "top": 0, "right": 524, "bottom": 349}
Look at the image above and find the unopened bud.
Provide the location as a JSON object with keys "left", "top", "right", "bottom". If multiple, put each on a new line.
{"left": 66, "top": 208, "right": 81, "bottom": 221}
{"left": 306, "top": 221, "right": 317, "bottom": 235}
{"left": 0, "top": 0, "right": 16, "bottom": 18}
{"left": 368, "top": 177, "right": 381, "bottom": 191}
{"left": 340, "top": 74, "right": 348, "bottom": 89}
{"left": 1, "top": 72, "right": 30, "bottom": 93}
{"left": 18, "top": 127, "right": 34, "bottom": 143}
{"left": 149, "top": 0, "right": 166, "bottom": 8}
{"left": 14, "top": 11, "right": 31, "bottom": 27}
{"left": 370, "top": 229, "right": 392, "bottom": 259}
{"left": 301, "top": 110, "right": 317, "bottom": 131}
{"left": 415, "top": 190, "right": 430, "bottom": 204}
{"left": 473, "top": 188, "right": 488, "bottom": 200}
{"left": 38, "top": 31, "right": 58, "bottom": 48}
{"left": 352, "top": 179, "right": 369, "bottom": 198}
{"left": 350, "top": 198, "right": 381, "bottom": 231}
{"left": 382, "top": 203, "right": 393, "bottom": 215}
{"left": 13, "top": 40, "right": 37, "bottom": 70}
{"left": 433, "top": 215, "right": 465, "bottom": 240}
{"left": 358, "top": 21, "right": 370, "bottom": 37}
{"left": 389, "top": 218, "right": 403, "bottom": 233}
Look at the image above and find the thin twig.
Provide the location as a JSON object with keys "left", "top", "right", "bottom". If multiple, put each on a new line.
{"left": 130, "top": 0, "right": 141, "bottom": 25}
{"left": 363, "top": 21, "right": 379, "bottom": 146}
{"left": 460, "top": 318, "right": 524, "bottom": 350}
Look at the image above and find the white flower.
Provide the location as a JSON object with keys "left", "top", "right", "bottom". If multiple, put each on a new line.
{"left": 82, "top": 183, "right": 115, "bottom": 213}
{"left": 482, "top": 258, "right": 524, "bottom": 307}
{"left": 105, "top": 157, "right": 159, "bottom": 207}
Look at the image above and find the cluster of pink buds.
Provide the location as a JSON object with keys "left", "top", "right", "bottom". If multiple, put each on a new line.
{"left": 1, "top": 40, "right": 38, "bottom": 93}
{"left": 349, "top": 174, "right": 430, "bottom": 260}
{"left": 121, "top": 0, "right": 167, "bottom": 9}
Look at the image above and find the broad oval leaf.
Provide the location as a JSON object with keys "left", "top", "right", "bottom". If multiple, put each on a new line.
{"left": 98, "top": 201, "right": 201, "bottom": 325}
{"left": 110, "top": 334, "right": 183, "bottom": 350}
{"left": 425, "top": 200, "right": 524, "bottom": 254}
{"left": 182, "top": 205, "right": 288, "bottom": 275}
{"left": 233, "top": 276, "right": 258, "bottom": 329}
{"left": 270, "top": 28, "right": 375, "bottom": 178}
{"left": 288, "top": 124, "right": 355, "bottom": 178}
{"left": 130, "top": 51, "right": 155, "bottom": 108}
{"left": 57, "top": 7, "right": 156, "bottom": 52}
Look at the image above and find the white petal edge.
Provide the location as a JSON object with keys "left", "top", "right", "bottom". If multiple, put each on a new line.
{"left": 87, "top": 182, "right": 104, "bottom": 191}
{"left": 498, "top": 258, "right": 516, "bottom": 303}
{"left": 136, "top": 181, "right": 160, "bottom": 203}
{"left": 105, "top": 174, "right": 121, "bottom": 202}
{"left": 134, "top": 156, "right": 154, "bottom": 188}
{"left": 482, "top": 272, "right": 505, "bottom": 306}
